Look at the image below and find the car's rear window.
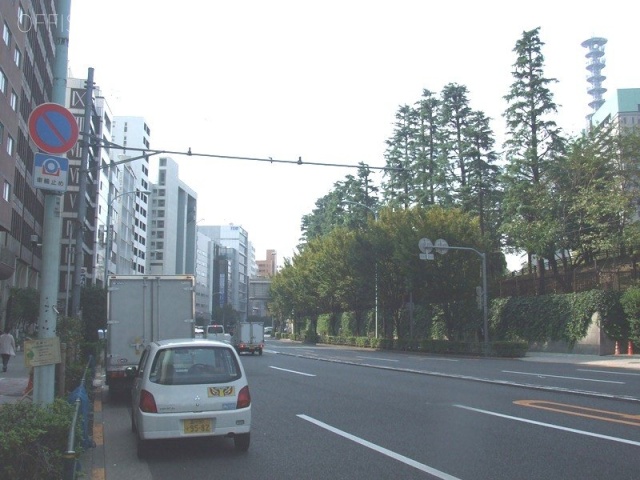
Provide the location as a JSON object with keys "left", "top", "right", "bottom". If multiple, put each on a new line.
{"left": 149, "top": 346, "right": 241, "bottom": 385}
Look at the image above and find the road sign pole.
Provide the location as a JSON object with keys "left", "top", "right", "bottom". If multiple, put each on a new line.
{"left": 33, "top": 0, "right": 72, "bottom": 406}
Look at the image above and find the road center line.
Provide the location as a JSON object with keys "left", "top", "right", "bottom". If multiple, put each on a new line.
{"left": 454, "top": 404, "right": 640, "bottom": 447}
{"left": 269, "top": 366, "right": 316, "bottom": 377}
{"left": 297, "top": 414, "right": 462, "bottom": 480}
{"left": 502, "top": 370, "right": 624, "bottom": 384}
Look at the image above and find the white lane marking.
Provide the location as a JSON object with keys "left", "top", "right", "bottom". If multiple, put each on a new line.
{"left": 577, "top": 369, "right": 640, "bottom": 377}
{"left": 298, "top": 414, "right": 462, "bottom": 480}
{"left": 269, "top": 366, "right": 316, "bottom": 377}
{"left": 356, "top": 356, "right": 399, "bottom": 362}
{"left": 502, "top": 370, "right": 624, "bottom": 384}
{"left": 454, "top": 404, "right": 640, "bottom": 447}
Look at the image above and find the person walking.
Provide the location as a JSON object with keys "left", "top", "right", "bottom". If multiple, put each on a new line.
{"left": 0, "top": 328, "right": 16, "bottom": 372}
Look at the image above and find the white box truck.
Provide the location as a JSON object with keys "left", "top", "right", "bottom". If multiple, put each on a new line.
{"left": 105, "top": 275, "right": 195, "bottom": 394}
{"left": 231, "top": 322, "right": 265, "bottom": 355}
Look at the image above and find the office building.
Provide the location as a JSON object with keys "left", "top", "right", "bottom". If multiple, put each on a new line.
{"left": 108, "top": 116, "right": 151, "bottom": 276}
{"left": 198, "top": 225, "right": 249, "bottom": 319}
{"left": 0, "top": 1, "right": 56, "bottom": 325}
{"left": 64, "top": 76, "right": 116, "bottom": 300}
{"left": 256, "top": 249, "right": 278, "bottom": 277}
{"left": 147, "top": 156, "right": 197, "bottom": 275}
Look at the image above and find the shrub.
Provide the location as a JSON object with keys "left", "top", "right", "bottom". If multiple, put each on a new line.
{"left": 0, "top": 399, "right": 82, "bottom": 480}
{"left": 621, "top": 286, "right": 640, "bottom": 343}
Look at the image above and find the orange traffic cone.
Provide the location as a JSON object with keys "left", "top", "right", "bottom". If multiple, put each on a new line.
{"left": 628, "top": 341, "right": 634, "bottom": 356}
{"left": 615, "top": 341, "right": 620, "bottom": 355}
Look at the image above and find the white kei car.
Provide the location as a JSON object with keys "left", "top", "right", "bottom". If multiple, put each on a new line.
{"left": 128, "top": 338, "right": 252, "bottom": 457}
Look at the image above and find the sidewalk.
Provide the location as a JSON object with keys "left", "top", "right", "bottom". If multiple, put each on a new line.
{"left": 0, "top": 351, "right": 30, "bottom": 404}
{"left": 522, "top": 351, "right": 640, "bottom": 369}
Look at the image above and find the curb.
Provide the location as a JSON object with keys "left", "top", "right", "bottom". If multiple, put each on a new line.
{"left": 79, "top": 369, "right": 106, "bottom": 480}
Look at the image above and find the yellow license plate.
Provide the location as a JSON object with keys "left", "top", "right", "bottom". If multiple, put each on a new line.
{"left": 183, "top": 419, "right": 212, "bottom": 434}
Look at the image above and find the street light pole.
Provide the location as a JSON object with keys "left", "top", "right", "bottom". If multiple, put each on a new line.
{"left": 344, "top": 200, "right": 379, "bottom": 339}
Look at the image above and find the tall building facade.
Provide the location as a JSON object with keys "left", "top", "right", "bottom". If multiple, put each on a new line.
{"left": 256, "top": 249, "right": 277, "bottom": 277}
{"left": 198, "top": 225, "right": 249, "bottom": 320}
{"left": 195, "top": 230, "right": 212, "bottom": 323}
{"left": 64, "top": 75, "right": 113, "bottom": 304}
{"left": 591, "top": 88, "right": 640, "bottom": 131}
{"left": 0, "top": 1, "right": 57, "bottom": 326}
{"left": 108, "top": 116, "right": 151, "bottom": 276}
{"left": 147, "top": 156, "right": 197, "bottom": 276}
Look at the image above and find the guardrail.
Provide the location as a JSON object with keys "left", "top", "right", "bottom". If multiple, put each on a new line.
{"left": 63, "top": 355, "right": 95, "bottom": 480}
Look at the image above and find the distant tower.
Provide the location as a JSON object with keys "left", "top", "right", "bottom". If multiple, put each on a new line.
{"left": 581, "top": 37, "right": 607, "bottom": 124}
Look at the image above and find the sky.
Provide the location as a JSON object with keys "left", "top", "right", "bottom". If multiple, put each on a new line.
{"left": 65, "top": 0, "right": 639, "bottom": 268}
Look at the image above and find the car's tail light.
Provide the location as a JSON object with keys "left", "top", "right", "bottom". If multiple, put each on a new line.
{"left": 236, "top": 385, "right": 251, "bottom": 409}
{"left": 139, "top": 390, "right": 158, "bottom": 413}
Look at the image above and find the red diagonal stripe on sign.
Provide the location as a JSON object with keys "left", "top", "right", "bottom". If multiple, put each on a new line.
{"left": 41, "top": 112, "right": 67, "bottom": 145}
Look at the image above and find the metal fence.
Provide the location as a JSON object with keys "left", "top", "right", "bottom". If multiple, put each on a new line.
{"left": 63, "top": 355, "right": 95, "bottom": 480}
{"left": 499, "top": 269, "right": 639, "bottom": 297}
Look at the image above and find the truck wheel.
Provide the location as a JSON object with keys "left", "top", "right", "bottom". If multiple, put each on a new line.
{"left": 234, "top": 433, "right": 250, "bottom": 452}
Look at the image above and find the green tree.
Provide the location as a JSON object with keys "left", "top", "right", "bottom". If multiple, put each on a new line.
{"left": 414, "top": 89, "right": 448, "bottom": 206}
{"left": 501, "top": 27, "right": 566, "bottom": 292}
{"left": 463, "top": 110, "right": 503, "bottom": 248}
{"left": 80, "top": 286, "right": 107, "bottom": 342}
{"left": 6, "top": 287, "right": 39, "bottom": 334}
{"left": 382, "top": 104, "right": 418, "bottom": 209}
{"left": 440, "top": 83, "right": 473, "bottom": 207}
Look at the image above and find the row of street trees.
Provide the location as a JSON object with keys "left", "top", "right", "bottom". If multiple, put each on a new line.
{"left": 269, "top": 27, "right": 640, "bottom": 341}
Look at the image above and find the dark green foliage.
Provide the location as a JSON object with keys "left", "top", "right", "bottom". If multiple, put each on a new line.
{"left": 80, "top": 286, "right": 107, "bottom": 343}
{"left": 56, "top": 315, "right": 94, "bottom": 393}
{"left": 6, "top": 287, "right": 39, "bottom": 333}
{"left": 490, "top": 290, "right": 625, "bottom": 347}
{"left": 594, "top": 290, "right": 626, "bottom": 341}
{"left": 0, "top": 399, "right": 81, "bottom": 480}
{"left": 620, "top": 286, "right": 640, "bottom": 343}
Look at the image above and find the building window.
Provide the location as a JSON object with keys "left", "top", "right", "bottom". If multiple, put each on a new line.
{"left": 18, "top": 6, "right": 27, "bottom": 31}
{"left": 10, "top": 90, "right": 18, "bottom": 111}
{"left": 3, "top": 181, "right": 10, "bottom": 202}
{"left": 14, "top": 48, "right": 21, "bottom": 68}
{"left": 0, "top": 121, "right": 4, "bottom": 144}
{"left": 3, "top": 22, "right": 11, "bottom": 46}
{"left": 0, "top": 69, "right": 6, "bottom": 94}
{"left": 6, "top": 135, "right": 14, "bottom": 155}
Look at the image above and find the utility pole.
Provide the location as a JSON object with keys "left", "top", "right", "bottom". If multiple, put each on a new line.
{"left": 33, "top": 0, "right": 72, "bottom": 405}
{"left": 71, "top": 67, "right": 94, "bottom": 316}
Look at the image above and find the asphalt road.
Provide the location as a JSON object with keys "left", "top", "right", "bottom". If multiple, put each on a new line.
{"left": 95, "top": 341, "right": 640, "bottom": 479}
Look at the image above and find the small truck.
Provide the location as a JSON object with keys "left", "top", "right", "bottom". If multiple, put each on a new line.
{"left": 231, "top": 322, "right": 265, "bottom": 355}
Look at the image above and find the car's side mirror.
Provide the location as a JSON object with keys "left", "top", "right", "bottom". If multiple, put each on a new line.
{"left": 125, "top": 366, "right": 138, "bottom": 378}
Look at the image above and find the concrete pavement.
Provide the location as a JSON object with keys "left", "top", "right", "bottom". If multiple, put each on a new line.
{"left": 521, "top": 351, "right": 640, "bottom": 369}
{"left": 0, "top": 351, "right": 30, "bottom": 404}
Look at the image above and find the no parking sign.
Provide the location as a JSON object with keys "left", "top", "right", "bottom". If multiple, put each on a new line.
{"left": 28, "top": 103, "right": 79, "bottom": 154}
{"left": 28, "top": 103, "right": 78, "bottom": 192}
